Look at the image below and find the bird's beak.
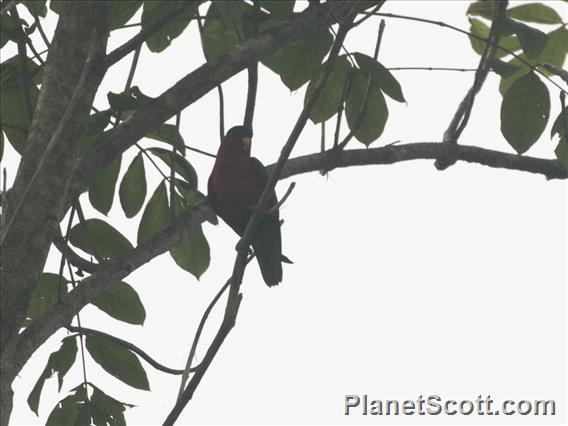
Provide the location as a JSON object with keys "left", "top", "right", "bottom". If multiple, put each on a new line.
{"left": 241, "top": 137, "right": 251, "bottom": 150}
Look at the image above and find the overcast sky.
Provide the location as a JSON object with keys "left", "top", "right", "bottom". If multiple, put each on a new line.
{"left": 4, "top": 1, "right": 567, "bottom": 425}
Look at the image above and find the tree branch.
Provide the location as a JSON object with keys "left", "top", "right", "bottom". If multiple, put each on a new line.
{"left": 67, "top": 326, "right": 193, "bottom": 375}
{"left": 53, "top": 234, "right": 99, "bottom": 275}
{"left": 1, "top": 5, "right": 111, "bottom": 422}
{"left": 165, "top": 11, "right": 357, "bottom": 424}
{"left": 435, "top": 0, "right": 507, "bottom": 170}
{"left": 72, "top": 2, "right": 375, "bottom": 203}
{"left": 373, "top": 11, "right": 567, "bottom": 94}
{"left": 5, "top": 202, "right": 215, "bottom": 378}
{"left": 4, "top": 139, "right": 565, "bottom": 412}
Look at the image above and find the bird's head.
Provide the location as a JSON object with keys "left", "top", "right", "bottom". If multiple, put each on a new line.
{"left": 223, "top": 125, "right": 253, "bottom": 155}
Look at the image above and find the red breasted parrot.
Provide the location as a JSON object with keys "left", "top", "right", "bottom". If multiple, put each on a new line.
{"left": 208, "top": 125, "right": 291, "bottom": 287}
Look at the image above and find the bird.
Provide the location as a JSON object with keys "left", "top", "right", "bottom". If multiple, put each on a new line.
{"left": 208, "top": 125, "right": 291, "bottom": 287}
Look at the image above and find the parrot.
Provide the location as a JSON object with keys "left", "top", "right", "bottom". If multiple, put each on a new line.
{"left": 208, "top": 125, "right": 291, "bottom": 287}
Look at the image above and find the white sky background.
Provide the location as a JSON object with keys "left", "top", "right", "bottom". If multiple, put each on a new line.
{"left": 2, "top": 1, "right": 567, "bottom": 425}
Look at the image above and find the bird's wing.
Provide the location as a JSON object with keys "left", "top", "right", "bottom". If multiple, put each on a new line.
{"left": 251, "top": 157, "right": 278, "bottom": 211}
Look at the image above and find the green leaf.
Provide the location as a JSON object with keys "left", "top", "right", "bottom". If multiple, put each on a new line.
{"left": 89, "top": 155, "right": 122, "bottom": 215}
{"left": 0, "top": 55, "right": 41, "bottom": 154}
{"left": 203, "top": 15, "right": 240, "bottom": 60}
{"left": 25, "top": 273, "right": 66, "bottom": 326}
{"left": 505, "top": 18, "right": 548, "bottom": 59}
{"left": 107, "top": 86, "right": 153, "bottom": 112}
{"left": 137, "top": 181, "right": 170, "bottom": 245}
{"left": 262, "top": 28, "right": 333, "bottom": 91}
{"left": 345, "top": 70, "right": 388, "bottom": 146}
{"left": 354, "top": 53, "right": 406, "bottom": 103}
{"left": 90, "top": 385, "right": 132, "bottom": 426}
{"left": 23, "top": 1, "right": 48, "bottom": 17}
{"left": 119, "top": 153, "right": 147, "bottom": 218}
{"left": 555, "top": 139, "right": 568, "bottom": 168}
{"left": 69, "top": 219, "right": 133, "bottom": 259}
{"left": 202, "top": 2, "right": 255, "bottom": 60}
{"left": 109, "top": 1, "right": 143, "bottom": 30}
{"left": 499, "top": 28, "right": 568, "bottom": 94}
{"left": 490, "top": 58, "right": 521, "bottom": 77}
{"left": 171, "top": 224, "right": 210, "bottom": 279}
{"left": 500, "top": 72, "right": 550, "bottom": 154}
{"left": 551, "top": 106, "right": 567, "bottom": 139}
{"left": 260, "top": 0, "right": 294, "bottom": 18}
{"left": 216, "top": 0, "right": 245, "bottom": 30}
{"left": 146, "top": 123, "right": 186, "bottom": 154}
{"left": 174, "top": 179, "right": 207, "bottom": 207}
{"left": 508, "top": 3, "right": 562, "bottom": 24}
{"left": 141, "top": 1, "right": 198, "bottom": 52}
{"left": 46, "top": 385, "right": 87, "bottom": 426}
{"left": 305, "top": 55, "right": 352, "bottom": 123}
{"left": 92, "top": 281, "right": 146, "bottom": 325}
{"left": 148, "top": 147, "right": 197, "bottom": 189}
{"left": 28, "top": 337, "right": 77, "bottom": 415}
{"left": 85, "top": 110, "right": 112, "bottom": 135}
{"left": 86, "top": 334, "right": 150, "bottom": 391}
{"left": 466, "top": 1, "right": 495, "bottom": 19}
{"left": 468, "top": 18, "right": 522, "bottom": 60}
{"left": 49, "top": 0, "right": 64, "bottom": 14}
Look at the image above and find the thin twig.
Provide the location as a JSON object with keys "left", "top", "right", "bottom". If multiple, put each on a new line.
{"left": 320, "top": 122, "right": 325, "bottom": 153}
{"left": 560, "top": 92, "right": 568, "bottom": 143}
{"left": 373, "top": 11, "right": 566, "bottom": 94}
{"left": 387, "top": 66, "right": 477, "bottom": 72}
{"left": 267, "top": 182, "right": 296, "bottom": 215}
{"left": 67, "top": 325, "right": 193, "bottom": 375}
{"left": 177, "top": 279, "right": 231, "bottom": 399}
{"left": 32, "top": 11, "right": 50, "bottom": 47}
{"left": 435, "top": 1, "right": 507, "bottom": 170}
{"left": 164, "top": 10, "right": 357, "bottom": 425}
{"left": 338, "top": 19, "right": 386, "bottom": 150}
{"left": 243, "top": 1, "right": 260, "bottom": 129}
{"left": 196, "top": 10, "right": 225, "bottom": 139}
{"left": 217, "top": 86, "right": 225, "bottom": 139}
{"left": 138, "top": 145, "right": 169, "bottom": 180}
{"left": 184, "top": 145, "right": 216, "bottom": 159}
{"left": 66, "top": 263, "right": 90, "bottom": 414}
{"left": 333, "top": 73, "right": 353, "bottom": 148}
{"left": 170, "top": 113, "right": 180, "bottom": 218}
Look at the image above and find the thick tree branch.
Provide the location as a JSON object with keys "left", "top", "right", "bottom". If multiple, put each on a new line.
{"left": 4, "top": 203, "right": 214, "bottom": 379}
{"left": 72, "top": 2, "right": 376, "bottom": 202}
{"left": 1, "top": 4, "right": 110, "bottom": 424}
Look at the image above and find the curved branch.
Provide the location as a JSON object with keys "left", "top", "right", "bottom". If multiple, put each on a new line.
{"left": 275, "top": 143, "right": 568, "bottom": 180}
{"left": 53, "top": 235, "right": 99, "bottom": 274}
{"left": 67, "top": 326, "right": 193, "bottom": 375}
{"left": 6, "top": 141, "right": 567, "bottom": 376}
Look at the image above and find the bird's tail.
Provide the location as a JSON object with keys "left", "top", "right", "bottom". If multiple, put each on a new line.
{"left": 252, "top": 220, "right": 283, "bottom": 287}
